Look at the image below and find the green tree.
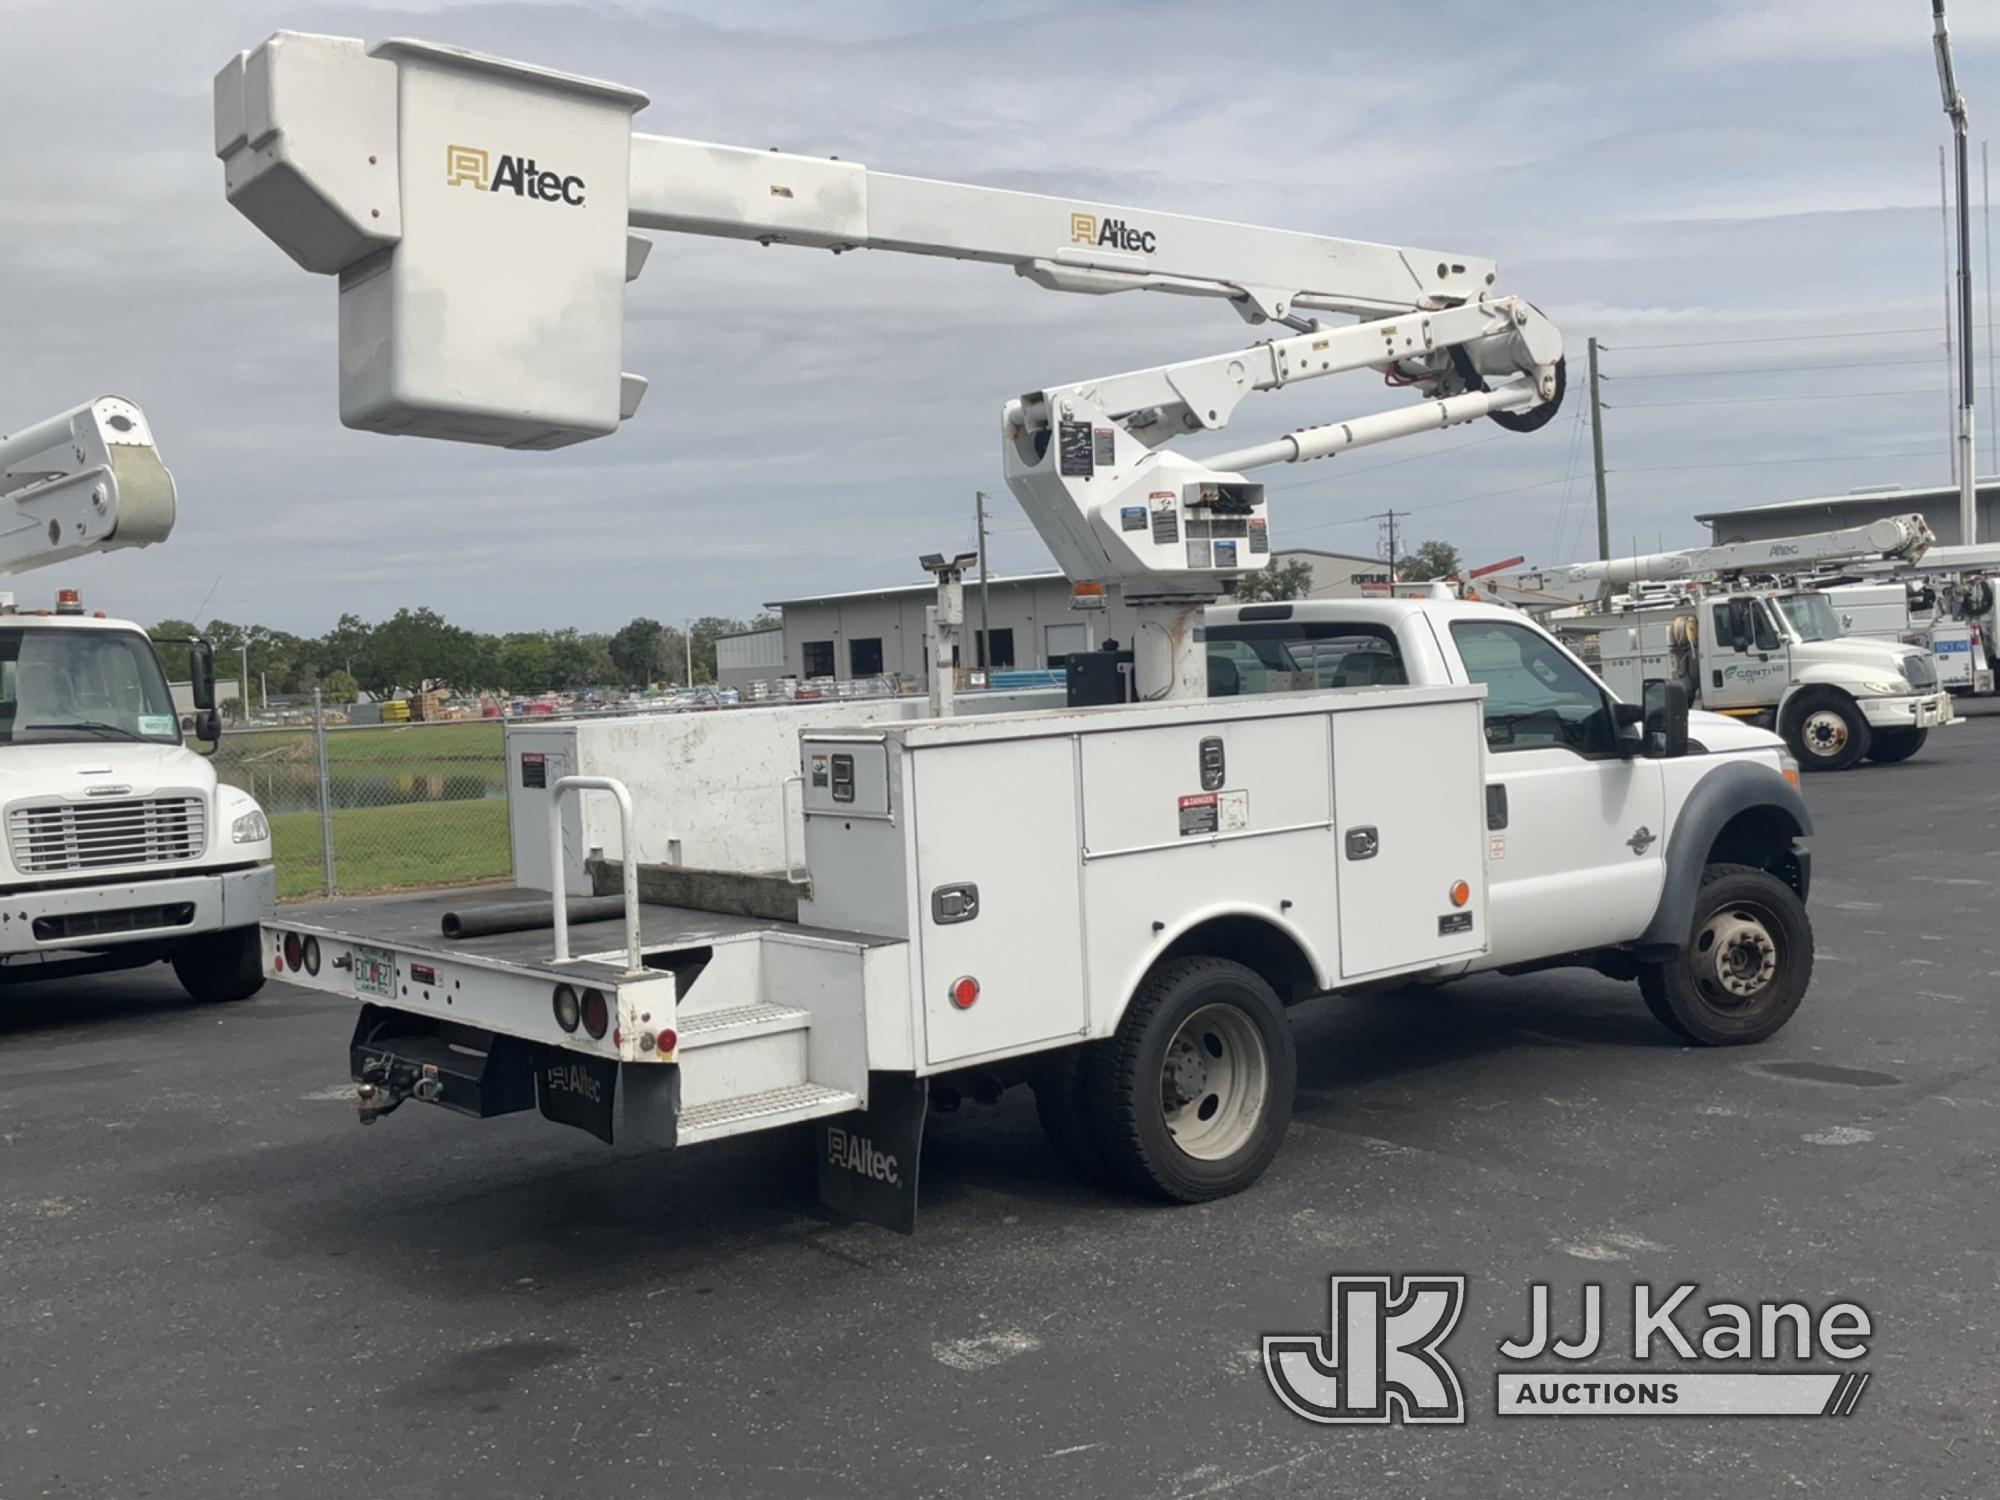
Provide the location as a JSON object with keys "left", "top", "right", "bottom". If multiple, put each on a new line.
{"left": 320, "top": 668, "right": 361, "bottom": 703}
{"left": 1396, "top": 540, "right": 1461, "bottom": 582}
{"left": 608, "top": 617, "right": 669, "bottom": 687}
{"left": 1233, "top": 557, "right": 1314, "bottom": 602}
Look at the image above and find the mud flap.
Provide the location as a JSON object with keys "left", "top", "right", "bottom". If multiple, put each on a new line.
{"left": 815, "top": 1072, "right": 928, "bottom": 1234}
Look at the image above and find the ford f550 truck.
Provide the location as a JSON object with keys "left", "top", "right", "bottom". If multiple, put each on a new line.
{"left": 0, "top": 591, "right": 275, "bottom": 1001}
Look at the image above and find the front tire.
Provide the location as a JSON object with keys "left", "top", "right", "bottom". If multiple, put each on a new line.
{"left": 1865, "top": 726, "right": 1928, "bottom": 764}
{"left": 1637, "top": 864, "right": 1812, "bottom": 1045}
{"left": 1782, "top": 688, "right": 1870, "bottom": 772}
{"left": 172, "top": 927, "right": 266, "bottom": 1004}
{"left": 1083, "top": 957, "right": 1295, "bottom": 1203}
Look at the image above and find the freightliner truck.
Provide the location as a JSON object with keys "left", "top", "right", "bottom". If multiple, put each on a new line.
{"left": 0, "top": 400, "right": 275, "bottom": 1002}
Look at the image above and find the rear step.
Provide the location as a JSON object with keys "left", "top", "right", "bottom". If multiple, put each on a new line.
{"left": 677, "top": 1081, "right": 860, "bottom": 1144}
{"left": 676, "top": 1003, "right": 809, "bottom": 1046}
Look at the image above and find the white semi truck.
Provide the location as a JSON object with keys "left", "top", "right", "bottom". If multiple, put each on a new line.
{"left": 1541, "top": 518, "right": 1955, "bottom": 771}
{"left": 0, "top": 400, "right": 276, "bottom": 1000}
{"left": 217, "top": 30, "right": 1814, "bottom": 1227}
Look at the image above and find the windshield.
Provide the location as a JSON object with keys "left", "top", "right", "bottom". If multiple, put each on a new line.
{"left": 1773, "top": 592, "right": 1843, "bottom": 643}
{"left": 0, "top": 628, "right": 181, "bottom": 746}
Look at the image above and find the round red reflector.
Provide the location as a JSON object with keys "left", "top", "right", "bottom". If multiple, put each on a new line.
{"left": 657, "top": 1028, "right": 678, "bottom": 1054}
{"left": 948, "top": 975, "right": 980, "bottom": 1010}
{"left": 282, "top": 932, "right": 304, "bottom": 972}
{"left": 552, "top": 984, "right": 581, "bottom": 1033}
{"left": 1449, "top": 880, "right": 1471, "bottom": 909}
{"left": 580, "top": 988, "right": 609, "bottom": 1039}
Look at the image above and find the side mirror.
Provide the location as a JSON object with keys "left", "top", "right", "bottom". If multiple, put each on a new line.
{"left": 1725, "top": 597, "right": 1755, "bottom": 653}
{"left": 190, "top": 641, "right": 217, "bottom": 710}
{"left": 193, "top": 708, "right": 222, "bottom": 748}
{"left": 1642, "top": 678, "right": 1689, "bottom": 760}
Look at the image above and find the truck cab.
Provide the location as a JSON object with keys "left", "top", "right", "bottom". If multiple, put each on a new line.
{"left": 1207, "top": 595, "right": 1807, "bottom": 975}
{"left": 0, "top": 590, "right": 275, "bottom": 1001}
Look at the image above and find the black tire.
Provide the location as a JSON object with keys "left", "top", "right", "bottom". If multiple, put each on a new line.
{"left": 1781, "top": 688, "right": 1870, "bottom": 772}
{"left": 1637, "top": 864, "right": 1812, "bottom": 1046}
{"left": 1082, "top": 956, "right": 1296, "bottom": 1203}
{"left": 1865, "top": 726, "right": 1928, "bottom": 764}
{"left": 171, "top": 926, "right": 266, "bottom": 1004}
{"left": 1030, "top": 1044, "right": 1117, "bottom": 1186}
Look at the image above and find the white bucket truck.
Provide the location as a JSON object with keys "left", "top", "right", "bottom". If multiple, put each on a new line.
{"left": 1541, "top": 518, "right": 1955, "bottom": 771}
{"left": 218, "top": 31, "right": 1813, "bottom": 1227}
{"left": 0, "top": 399, "right": 275, "bottom": 1000}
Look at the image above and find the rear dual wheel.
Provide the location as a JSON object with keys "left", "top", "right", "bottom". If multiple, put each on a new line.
{"left": 1035, "top": 957, "right": 1295, "bottom": 1203}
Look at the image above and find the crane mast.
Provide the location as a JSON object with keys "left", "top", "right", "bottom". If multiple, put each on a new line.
{"left": 1544, "top": 516, "right": 1936, "bottom": 591}
{"left": 214, "top": 30, "right": 1565, "bottom": 699}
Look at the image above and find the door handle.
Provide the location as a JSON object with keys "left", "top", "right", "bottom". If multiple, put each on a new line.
{"left": 1485, "top": 785, "right": 1509, "bottom": 831}
{"left": 1344, "top": 826, "right": 1379, "bottom": 860}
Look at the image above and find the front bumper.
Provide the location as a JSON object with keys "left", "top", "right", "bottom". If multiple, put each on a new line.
{"left": 1858, "top": 691, "right": 1955, "bottom": 731}
{"left": 0, "top": 864, "right": 275, "bottom": 955}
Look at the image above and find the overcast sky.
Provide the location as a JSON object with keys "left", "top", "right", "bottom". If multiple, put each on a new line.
{"left": 4, "top": 0, "right": 1998, "bottom": 634}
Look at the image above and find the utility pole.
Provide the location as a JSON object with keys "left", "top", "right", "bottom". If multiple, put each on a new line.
{"left": 1936, "top": 0, "right": 1979, "bottom": 542}
{"left": 1588, "top": 337, "right": 1611, "bottom": 561}
{"left": 974, "top": 490, "right": 993, "bottom": 670}
{"left": 683, "top": 620, "right": 694, "bottom": 687}
{"left": 239, "top": 644, "right": 250, "bottom": 721}
{"left": 1371, "top": 508, "right": 1403, "bottom": 583}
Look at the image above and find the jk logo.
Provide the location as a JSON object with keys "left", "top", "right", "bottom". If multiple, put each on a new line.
{"left": 1264, "top": 1275, "right": 1467, "bottom": 1424}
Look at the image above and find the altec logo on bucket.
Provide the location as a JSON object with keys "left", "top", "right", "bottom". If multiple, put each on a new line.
{"left": 445, "top": 145, "right": 586, "bottom": 206}
{"left": 1264, "top": 1275, "right": 1875, "bottom": 1423}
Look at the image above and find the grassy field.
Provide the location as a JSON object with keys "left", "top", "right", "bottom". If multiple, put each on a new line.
{"left": 222, "top": 718, "right": 504, "bottom": 768}
{"left": 269, "top": 795, "right": 512, "bottom": 901}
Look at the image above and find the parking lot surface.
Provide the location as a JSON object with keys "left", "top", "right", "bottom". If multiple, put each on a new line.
{"left": 3, "top": 718, "right": 1997, "bottom": 1498}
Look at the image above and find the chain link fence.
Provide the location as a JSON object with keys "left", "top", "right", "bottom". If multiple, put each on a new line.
{"left": 212, "top": 697, "right": 510, "bottom": 901}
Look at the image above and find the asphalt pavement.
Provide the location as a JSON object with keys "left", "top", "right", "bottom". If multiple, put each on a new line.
{"left": 3, "top": 719, "right": 1998, "bottom": 1498}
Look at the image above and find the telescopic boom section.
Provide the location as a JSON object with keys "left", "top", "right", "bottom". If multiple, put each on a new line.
{"left": 1548, "top": 515, "right": 1936, "bottom": 590}
{"left": 215, "top": 30, "right": 1564, "bottom": 695}
{"left": 0, "top": 399, "right": 176, "bottom": 576}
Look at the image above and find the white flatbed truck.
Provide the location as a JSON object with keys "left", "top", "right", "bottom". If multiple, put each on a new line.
{"left": 219, "top": 30, "right": 1814, "bottom": 1226}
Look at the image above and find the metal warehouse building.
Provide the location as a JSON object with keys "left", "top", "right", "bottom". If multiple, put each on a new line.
{"left": 720, "top": 548, "right": 1384, "bottom": 691}
{"left": 1698, "top": 478, "right": 2000, "bottom": 548}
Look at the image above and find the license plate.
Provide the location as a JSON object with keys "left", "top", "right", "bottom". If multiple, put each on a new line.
{"left": 353, "top": 943, "right": 397, "bottom": 999}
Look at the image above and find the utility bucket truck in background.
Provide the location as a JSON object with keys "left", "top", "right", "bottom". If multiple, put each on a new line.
{"left": 0, "top": 399, "right": 275, "bottom": 1002}
{"left": 219, "top": 30, "right": 1815, "bottom": 1229}
{"left": 1541, "top": 517, "right": 1955, "bottom": 772}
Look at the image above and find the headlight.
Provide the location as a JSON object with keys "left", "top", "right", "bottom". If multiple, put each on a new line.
{"left": 231, "top": 809, "right": 270, "bottom": 844}
{"left": 1859, "top": 681, "right": 1906, "bottom": 697}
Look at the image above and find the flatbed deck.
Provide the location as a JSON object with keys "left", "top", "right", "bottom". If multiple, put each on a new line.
{"left": 280, "top": 885, "right": 899, "bottom": 989}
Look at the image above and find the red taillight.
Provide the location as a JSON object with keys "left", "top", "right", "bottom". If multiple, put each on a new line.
{"left": 580, "top": 988, "right": 609, "bottom": 1040}
{"left": 657, "top": 1027, "right": 678, "bottom": 1055}
{"left": 948, "top": 975, "right": 980, "bottom": 1010}
{"left": 283, "top": 932, "right": 304, "bottom": 971}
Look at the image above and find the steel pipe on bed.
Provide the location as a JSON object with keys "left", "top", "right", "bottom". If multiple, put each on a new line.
{"left": 440, "top": 896, "right": 629, "bottom": 941}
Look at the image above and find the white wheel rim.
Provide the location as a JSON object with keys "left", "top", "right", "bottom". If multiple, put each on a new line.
{"left": 1800, "top": 710, "right": 1849, "bottom": 757}
{"left": 1159, "top": 1002, "right": 1269, "bottom": 1161}
{"left": 1693, "top": 906, "right": 1779, "bottom": 1005}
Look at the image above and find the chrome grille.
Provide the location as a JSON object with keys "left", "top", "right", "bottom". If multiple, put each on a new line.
{"left": 7, "top": 797, "right": 207, "bottom": 874}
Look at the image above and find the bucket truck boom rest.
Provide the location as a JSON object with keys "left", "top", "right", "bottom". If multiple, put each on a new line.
{"left": 214, "top": 31, "right": 1562, "bottom": 700}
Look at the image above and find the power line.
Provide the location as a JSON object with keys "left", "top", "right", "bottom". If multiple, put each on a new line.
{"left": 1608, "top": 354, "right": 1946, "bottom": 380}
{"left": 1607, "top": 387, "right": 1946, "bottom": 410}
{"left": 1606, "top": 326, "right": 1934, "bottom": 352}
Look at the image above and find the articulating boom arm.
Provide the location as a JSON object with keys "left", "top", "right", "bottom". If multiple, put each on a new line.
{"left": 1547, "top": 516, "right": 1935, "bottom": 591}
{"left": 0, "top": 399, "right": 176, "bottom": 576}
{"left": 215, "top": 31, "right": 1564, "bottom": 695}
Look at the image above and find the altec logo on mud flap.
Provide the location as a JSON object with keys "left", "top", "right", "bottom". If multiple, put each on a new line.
{"left": 826, "top": 1125, "right": 899, "bottom": 1186}
{"left": 1264, "top": 1276, "right": 1875, "bottom": 1424}
{"left": 446, "top": 145, "right": 586, "bottom": 206}
{"left": 1070, "top": 212, "right": 1157, "bottom": 254}
{"left": 544, "top": 1063, "right": 604, "bottom": 1104}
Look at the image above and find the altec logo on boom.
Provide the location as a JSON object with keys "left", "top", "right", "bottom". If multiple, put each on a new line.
{"left": 1071, "top": 211, "right": 1158, "bottom": 254}
{"left": 445, "top": 145, "right": 586, "bottom": 206}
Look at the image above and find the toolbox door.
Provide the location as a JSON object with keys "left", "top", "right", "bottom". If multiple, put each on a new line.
{"left": 1332, "top": 699, "right": 1487, "bottom": 979}
{"left": 911, "top": 739, "right": 1084, "bottom": 1067}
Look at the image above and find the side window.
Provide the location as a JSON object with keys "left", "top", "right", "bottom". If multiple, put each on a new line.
{"left": 1449, "top": 619, "right": 1617, "bottom": 757}
{"left": 1710, "top": 602, "right": 1780, "bottom": 652}
{"left": 1204, "top": 622, "right": 1405, "bottom": 696}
